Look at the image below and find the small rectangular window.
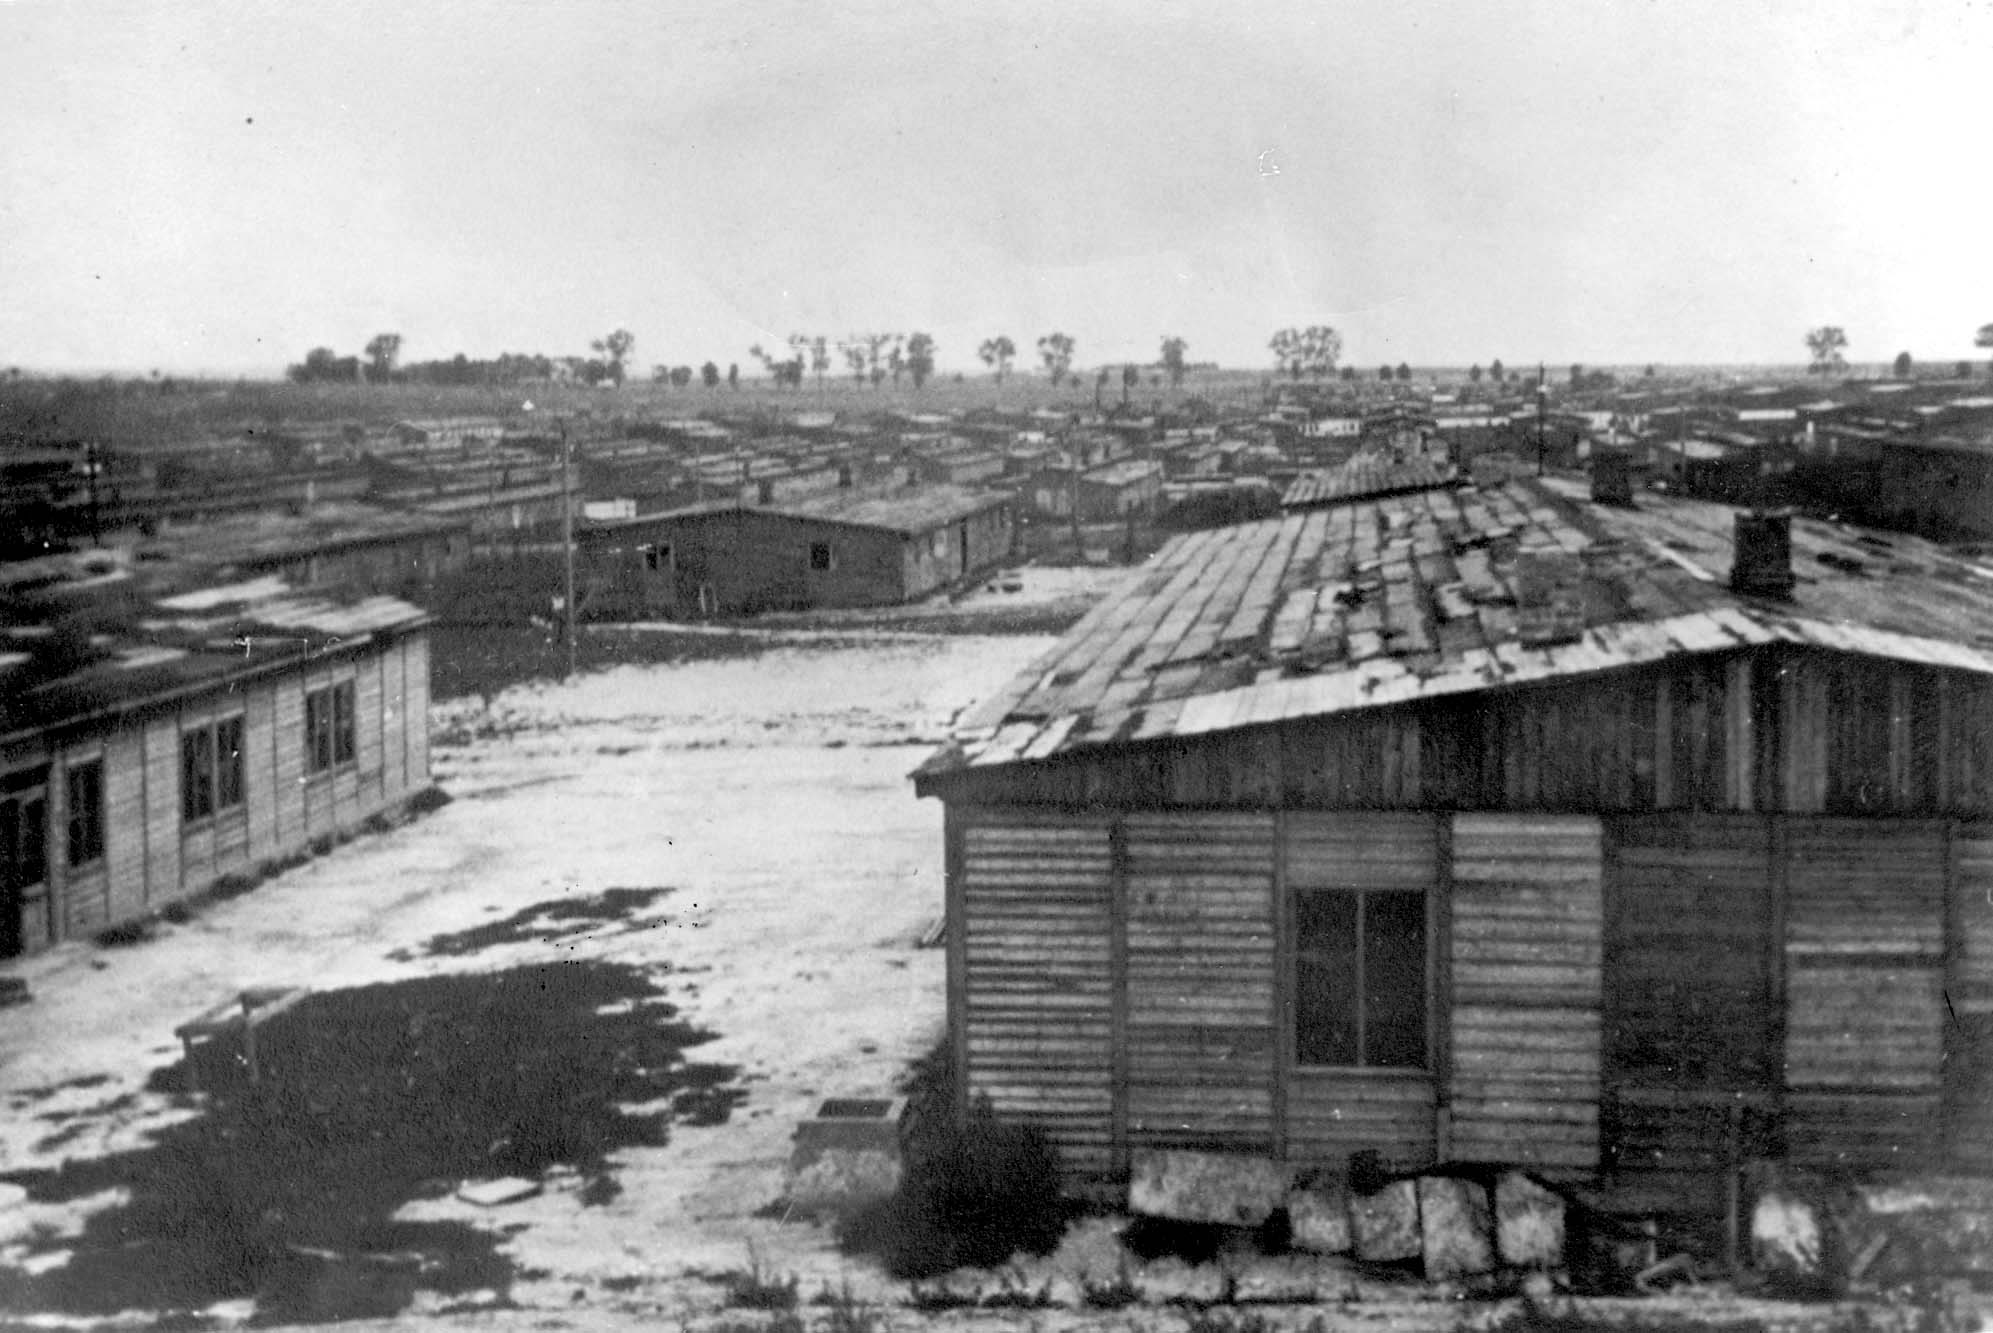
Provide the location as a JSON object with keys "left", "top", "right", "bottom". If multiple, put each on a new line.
{"left": 809, "top": 542, "right": 833, "bottom": 572}
{"left": 642, "top": 543, "right": 673, "bottom": 572}
{"left": 216, "top": 716, "right": 245, "bottom": 810}
{"left": 1294, "top": 888, "right": 1427, "bottom": 1069}
{"left": 66, "top": 760, "right": 104, "bottom": 867}
{"left": 181, "top": 727, "right": 215, "bottom": 822}
{"left": 306, "top": 683, "right": 356, "bottom": 774}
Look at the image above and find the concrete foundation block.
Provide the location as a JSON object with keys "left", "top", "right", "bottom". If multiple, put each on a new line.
{"left": 783, "top": 1096, "right": 904, "bottom": 1216}
{"left": 1351, "top": 1179, "right": 1422, "bottom": 1263}
{"left": 1496, "top": 1171, "right": 1567, "bottom": 1270}
{"left": 1287, "top": 1179, "right": 1354, "bottom": 1255}
{"left": 1128, "top": 1149, "right": 1290, "bottom": 1227}
{"left": 1418, "top": 1177, "right": 1495, "bottom": 1281}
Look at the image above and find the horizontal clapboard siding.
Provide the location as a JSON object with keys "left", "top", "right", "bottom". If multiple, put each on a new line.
{"left": 958, "top": 813, "right": 1116, "bottom": 1179}
{"left": 1123, "top": 812, "right": 1275, "bottom": 1153}
{"left": 1284, "top": 812, "right": 1439, "bottom": 1168}
{"left": 1950, "top": 828, "right": 1993, "bottom": 1172}
{"left": 1783, "top": 820, "right": 1946, "bottom": 1170}
{"left": 1448, "top": 814, "right": 1603, "bottom": 1174}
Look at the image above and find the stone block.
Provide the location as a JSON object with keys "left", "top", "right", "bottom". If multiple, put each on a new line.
{"left": 784, "top": 1096, "right": 904, "bottom": 1216}
{"left": 1496, "top": 1171, "right": 1566, "bottom": 1269}
{"left": 1128, "top": 1149, "right": 1289, "bottom": 1227}
{"left": 1418, "top": 1177, "right": 1495, "bottom": 1280}
{"left": 1752, "top": 1189, "right": 1825, "bottom": 1283}
{"left": 1350, "top": 1179, "right": 1421, "bottom": 1263}
{"left": 1287, "top": 1179, "right": 1353, "bottom": 1255}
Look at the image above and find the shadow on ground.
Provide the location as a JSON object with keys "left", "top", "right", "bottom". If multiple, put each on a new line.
{"left": 388, "top": 886, "right": 672, "bottom": 961}
{"left": 0, "top": 960, "right": 742, "bottom": 1327}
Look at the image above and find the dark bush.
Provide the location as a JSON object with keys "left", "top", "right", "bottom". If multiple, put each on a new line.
{"left": 836, "top": 1042, "right": 1068, "bottom": 1278}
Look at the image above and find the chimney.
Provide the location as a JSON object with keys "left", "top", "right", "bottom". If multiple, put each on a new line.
{"left": 1590, "top": 448, "right": 1633, "bottom": 506}
{"left": 1730, "top": 509, "right": 1794, "bottom": 598}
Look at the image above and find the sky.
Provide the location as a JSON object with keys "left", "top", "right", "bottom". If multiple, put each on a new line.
{"left": 2, "top": 0, "right": 1990, "bottom": 377}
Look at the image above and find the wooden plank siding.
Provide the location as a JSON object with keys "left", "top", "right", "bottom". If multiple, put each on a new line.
{"left": 1122, "top": 812, "right": 1277, "bottom": 1155}
{"left": 1, "top": 633, "right": 430, "bottom": 957}
{"left": 1948, "top": 828, "right": 1993, "bottom": 1172}
{"left": 923, "top": 649, "right": 1993, "bottom": 822}
{"left": 1600, "top": 816, "right": 1778, "bottom": 1213}
{"left": 1782, "top": 820, "right": 1947, "bottom": 1171}
{"left": 1447, "top": 815, "right": 1604, "bottom": 1175}
{"left": 956, "top": 812, "right": 1118, "bottom": 1181}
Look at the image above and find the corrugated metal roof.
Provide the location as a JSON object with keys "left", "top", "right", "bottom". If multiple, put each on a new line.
{"left": 921, "top": 475, "right": 1993, "bottom": 777}
{"left": 768, "top": 484, "right": 1010, "bottom": 533}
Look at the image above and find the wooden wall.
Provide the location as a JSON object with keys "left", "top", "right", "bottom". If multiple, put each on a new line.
{"left": 924, "top": 648, "right": 1993, "bottom": 821}
{"left": 948, "top": 800, "right": 1987, "bottom": 1195}
{"left": 0, "top": 630, "right": 432, "bottom": 955}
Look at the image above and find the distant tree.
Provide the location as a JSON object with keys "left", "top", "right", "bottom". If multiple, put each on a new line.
{"left": 888, "top": 338, "right": 906, "bottom": 387}
{"left": 1160, "top": 336, "right": 1189, "bottom": 389}
{"left": 1038, "top": 332, "right": 1076, "bottom": 386}
{"left": 364, "top": 332, "right": 402, "bottom": 382}
{"left": 1644, "top": 364, "right": 1656, "bottom": 378}
{"left": 978, "top": 335, "right": 1018, "bottom": 384}
{"left": 1340, "top": 366, "right": 1357, "bottom": 383}
{"left": 905, "top": 332, "right": 936, "bottom": 389}
{"left": 670, "top": 366, "right": 693, "bottom": 388}
{"left": 652, "top": 364, "right": 671, "bottom": 384}
{"left": 1569, "top": 363, "right": 1584, "bottom": 387}
{"left": 1121, "top": 363, "right": 1138, "bottom": 405}
{"left": 788, "top": 335, "right": 831, "bottom": 391}
{"left": 1893, "top": 350, "right": 1913, "bottom": 379}
{"left": 286, "top": 346, "right": 361, "bottom": 384}
{"left": 842, "top": 339, "right": 869, "bottom": 385}
{"left": 1959, "top": 360, "right": 1973, "bottom": 379}
{"left": 1977, "top": 323, "right": 1993, "bottom": 371}
{"left": 1804, "top": 326, "right": 1848, "bottom": 376}
{"left": 1468, "top": 364, "right": 1483, "bottom": 383}
{"left": 701, "top": 361, "right": 720, "bottom": 389}
{"left": 592, "top": 329, "right": 636, "bottom": 385}
{"left": 749, "top": 344, "right": 804, "bottom": 389}
{"left": 727, "top": 362, "right": 739, "bottom": 389}
{"left": 1396, "top": 363, "right": 1411, "bottom": 382}
{"left": 1094, "top": 366, "right": 1111, "bottom": 408}
{"left": 1378, "top": 364, "right": 1392, "bottom": 382}
{"left": 1489, "top": 359, "right": 1506, "bottom": 383}
{"left": 1270, "top": 328, "right": 1304, "bottom": 380}
{"left": 1269, "top": 326, "right": 1341, "bottom": 380}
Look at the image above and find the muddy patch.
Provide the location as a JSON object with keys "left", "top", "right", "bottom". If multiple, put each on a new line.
{"left": 0, "top": 960, "right": 741, "bottom": 1326}
{"left": 389, "top": 886, "right": 671, "bottom": 961}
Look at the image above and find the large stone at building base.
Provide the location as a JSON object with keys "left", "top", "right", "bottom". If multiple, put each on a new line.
{"left": 1287, "top": 1179, "right": 1353, "bottom": 1254}
{"left": 1351, "top": 1180, "right": 1422, "bottom": 1263}
{"left": 1496, "top": 1172, "right": 1567, "bottom": 1269}
{"left": 1752, "top": 1189, "right": 1826, "bottom": 1284}
{"left": 784, "top": 1096, "right": 904, "bottom": 1216}
{"left": 1419, "top": 1177, "right": 1495, "bottom": 1280}
{"left": 1129, "top": 1149, "right": 1289, "bottom": 1227}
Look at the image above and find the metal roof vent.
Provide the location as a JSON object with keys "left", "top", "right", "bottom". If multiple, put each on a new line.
{"left": 1590, "top": 448, "right": 1634, "bottom": 506}
{"left": 1515, "top": 547, "right": 1586, "bottom": 646}
{"left": 1731, "top": 509, "right": 1795, "bottom": 599}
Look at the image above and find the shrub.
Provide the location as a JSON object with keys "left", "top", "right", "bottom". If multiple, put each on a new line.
{"left": 836, "top": 1043, "right": 1067, "bottom": 1278}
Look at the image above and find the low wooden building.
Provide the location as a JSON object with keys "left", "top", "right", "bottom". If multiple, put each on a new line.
{"left": 915, "top": 473, "right": 1993, "bottom": 1209}
{"left": 0, "top": 561, "right": 433, "bottom": 960}
{"left": 576, "top": 484, "right": 1016, "bottom": 618}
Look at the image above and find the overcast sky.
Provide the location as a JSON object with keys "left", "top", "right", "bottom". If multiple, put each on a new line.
{"left": 2, "top": 0, "right": 1988, "bottom": 376}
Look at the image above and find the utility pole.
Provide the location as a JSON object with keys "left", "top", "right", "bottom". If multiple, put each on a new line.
{"left": 560, "top": 416, "right": 577, "bottom": 681}
{"left": 1536, "top": 362, "right": 1548, "bottom": 477}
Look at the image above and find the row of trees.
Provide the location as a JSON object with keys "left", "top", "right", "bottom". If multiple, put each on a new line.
{"left": 287, "top": 329, "right": 638, "bottom": 387}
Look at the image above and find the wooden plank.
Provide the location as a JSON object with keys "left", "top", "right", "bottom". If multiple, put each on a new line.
{"left": 141, "top": 715, "right": 179, "bottom": 905}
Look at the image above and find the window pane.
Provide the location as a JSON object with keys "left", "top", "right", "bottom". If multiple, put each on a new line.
{"left": 334, "top": 683, "right": 356, "bottom": 763}
{"left": 1294, "top": 892, "right": 1358, "bottom": 1065}
{"left": 1362, "top": 891, "right": 1428, "bottom": 1068}
{"left": 182, "top": 728, "right": 214, "bottom": 821}
{"left": 217, "top": 717, "right": 244, "bottom": 809}
{"left": 67, "top": 762, "right": 102, "bottom": 865}
{"left": 306, "top": 690, "right": 326, "bottom": 772}
{"left": 21, "top": 797, "right": 46, "bottom": 887}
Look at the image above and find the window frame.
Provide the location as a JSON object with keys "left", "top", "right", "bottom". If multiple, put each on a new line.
{"left": 65, "top": 759, "right": 104, "bottom": 868}
{"left": 1289, "top": 883, "right": 1434, "bottom": 1074}
{"left": 808, "top": 541, "right": 834, "bottom": 573}
{"left": 182, "top": 714, "right": 247, "bottom": 825}
{"left": 305, "top": 681, "right": 358, "bottom": 776}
